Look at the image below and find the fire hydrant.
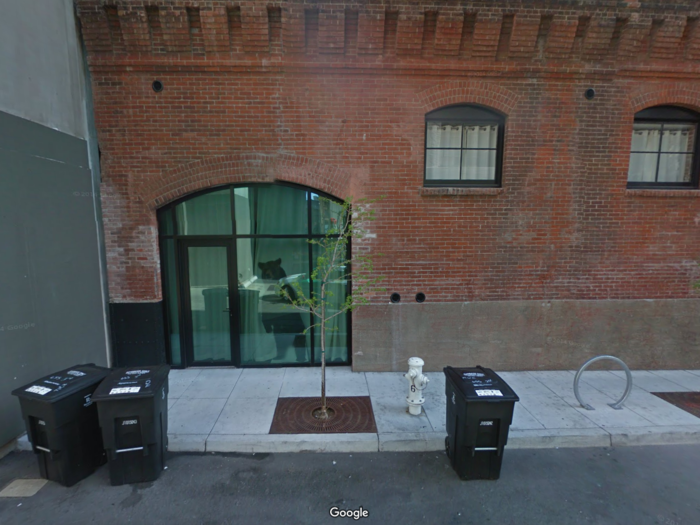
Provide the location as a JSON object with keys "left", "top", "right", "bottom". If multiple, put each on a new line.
{"left": 404, "top": 357, "right": 429, "bottom": 415}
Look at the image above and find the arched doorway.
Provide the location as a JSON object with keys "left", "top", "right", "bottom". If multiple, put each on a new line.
{"left": 157, "top": 183, "right": 350, "bottom": 368}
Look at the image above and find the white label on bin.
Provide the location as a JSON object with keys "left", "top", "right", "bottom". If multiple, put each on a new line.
{"left": 25, "top": 385, "right": 52, "bottom": 395}
{"left": 475, "top": 389, "right": 502, "bottom": 397}
{"left": 109, "top": 387, "right": 141, "bottom": 395}
{"left": 67, "top": 370, "right": 86, "bottom": 377}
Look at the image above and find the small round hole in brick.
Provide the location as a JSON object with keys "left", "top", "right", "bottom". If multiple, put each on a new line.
{"left": 152, "top": 80, "right": 164, "bottom": 93}
{"left": 584, "top": 88, "right": 595, "bottom": 100}
{"left": 390, "top": 293, "right": 401, "bottom": 304}
{"left": 416, "top": 292, "right": 426, "bottom": 303}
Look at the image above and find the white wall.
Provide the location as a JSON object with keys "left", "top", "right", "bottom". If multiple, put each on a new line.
{"left": 0, "top": 0, "right": 88, "bottom": 139}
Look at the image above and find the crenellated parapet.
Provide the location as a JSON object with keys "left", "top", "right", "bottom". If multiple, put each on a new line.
{"left": 75, "top": 1, "right": 700, "bottom": 69}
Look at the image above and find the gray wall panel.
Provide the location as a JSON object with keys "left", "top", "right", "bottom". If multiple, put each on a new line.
{"left": 0, "top": 114, "right": 107, "bottom": 446}
{"left": 0, "top": 110, "right": 89, "bottom": 167}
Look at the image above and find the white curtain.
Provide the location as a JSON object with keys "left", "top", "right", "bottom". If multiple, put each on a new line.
{"left": 426, "top": 123, "right": 497, "bottom": 180}
{"left": 628, "top": 124, "right": 694, "bottom": 183}
{"left": 628, "top": 125, "right": 661, "bottom": 182}
{"left": 426, "top": 124, "right": 461, "bottom": 180}
{"left": 462, "top": 125, "right": 497, "bottom": 180}
{"left": 659, "top": 124, "right": 693, "bottom": 183}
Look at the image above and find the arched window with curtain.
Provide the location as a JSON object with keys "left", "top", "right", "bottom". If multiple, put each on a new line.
{"left": 424, "top": 104, "right": 506, "bottom": 187}
{"left": 627, "top": 106, "right": 699, "bottom": 189}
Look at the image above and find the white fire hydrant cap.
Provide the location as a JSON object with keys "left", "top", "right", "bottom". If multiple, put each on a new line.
{"left": 408, "top": 357, "right": 425, "bottom": 367}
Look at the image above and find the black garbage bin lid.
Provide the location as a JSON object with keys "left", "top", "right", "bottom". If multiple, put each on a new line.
{"left": 92, "top": 365, "right": 170, "bottom": 402}
{"left": 11, "top": 364, "right": 110, "bottom": 402}
{"left": 444, "top": 366, "right": 519, "bottom": 402}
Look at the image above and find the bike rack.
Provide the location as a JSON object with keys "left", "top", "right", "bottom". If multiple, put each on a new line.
{"left": 573, "top": 355, "right": 633, "bottom": 411}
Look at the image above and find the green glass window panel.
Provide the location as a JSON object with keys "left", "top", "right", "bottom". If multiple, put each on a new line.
{"left": 234, "top": 185, "right": 308, "bottom": 235}
{"left": 158, "top": 208, "right": 174, "bottom": 235}
{"left": 311, "top": 243, "right": 349, "bottom": 364}
{"left": 310, "top": 193, "right": 346, "bottom": 235}
{"left": 176, "top": 189, "right": 232, "bottom": 235}
{"left": 187, "top": 246, "right": 231, "bottom": 363}
{"left": 236, "top": 237, "right": 311, "bottom": 365}
{"left": 161, "top": 239, "right": 181, "bottom": 365}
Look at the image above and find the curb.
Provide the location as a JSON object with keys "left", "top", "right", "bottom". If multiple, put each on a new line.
{"left": 168, "top": 427, "right": 700, "bottom": 454}
{"left": 10, "top": 426, "right": 700, "bottom": 456}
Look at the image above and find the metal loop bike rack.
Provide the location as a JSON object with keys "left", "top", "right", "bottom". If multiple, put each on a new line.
{"left": 573, "top": 355, "right": 633, "bottom": 411}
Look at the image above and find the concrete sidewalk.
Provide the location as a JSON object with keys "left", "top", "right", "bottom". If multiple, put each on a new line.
{"left": 16, "top": 367, "right": 700, "bottom": 454}
{"left": 158, "top": 367, "right": 700, "bottom": 453}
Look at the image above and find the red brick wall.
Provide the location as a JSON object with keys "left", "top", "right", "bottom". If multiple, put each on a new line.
{"left": 77, "top": 0, "right": 700, "bottom": 304}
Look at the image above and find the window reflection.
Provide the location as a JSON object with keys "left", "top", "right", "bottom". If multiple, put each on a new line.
{"left": 310, "top": 193, "right": 345, "bottom": 234}
{"left": 311, "top": 243, "right": 348, "bottom": 364}
{"left": 237, "top": 238, "right": 310, "bottom": 365}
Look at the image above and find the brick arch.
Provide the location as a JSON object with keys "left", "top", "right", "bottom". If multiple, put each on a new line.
{"left": 416, "top": 81, "right": 521, "bottom": 115}
{"left": 628, "top": 87, "right": 700, "bottom": 115}
{"left": 143, "top": 153, "right": 352, "bottom": 210}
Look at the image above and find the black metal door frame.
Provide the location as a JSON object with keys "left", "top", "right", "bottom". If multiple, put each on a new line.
{"left": 178, "top": 238, "right": 240, "bottom": 367}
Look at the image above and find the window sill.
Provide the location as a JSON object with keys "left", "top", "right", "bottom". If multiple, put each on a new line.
{"left": 625, "top": 189, "right": 700, "bottom": 198}
{"left": 420, "top": 187, "right": 504, "bottom": 196}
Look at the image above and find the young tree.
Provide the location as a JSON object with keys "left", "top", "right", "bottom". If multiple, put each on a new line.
{"left": 280, "top": 197, "right": 385, "bottom": 420}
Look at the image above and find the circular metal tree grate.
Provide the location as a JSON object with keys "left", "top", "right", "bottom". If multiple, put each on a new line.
{"left": 269, "top": 396, "right": 378, "bottom": 434}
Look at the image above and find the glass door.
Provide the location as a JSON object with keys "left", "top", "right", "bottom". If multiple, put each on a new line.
{"left": 180, "top": 240, "right": 237, "bottom": 366}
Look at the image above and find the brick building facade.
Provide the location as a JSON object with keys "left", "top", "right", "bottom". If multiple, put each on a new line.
{"left": 76, "top": 0, "right": 700, "bottom": 371}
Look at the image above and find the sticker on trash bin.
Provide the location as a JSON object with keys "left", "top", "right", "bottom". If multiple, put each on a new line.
{"left": 475, "top": 389, "right": 502, "bottom": 397}
{"left": 67, "top": 370, "right": 86, "bottom": 377}
{"left": 25, "top": 385, "right": 52, "bottom": 395}
{"left": 109, "top": 387, "right": 141, "bottom": 395}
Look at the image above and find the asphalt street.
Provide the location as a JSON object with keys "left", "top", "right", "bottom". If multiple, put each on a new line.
{"left": 0, "top": 445, "right": 698, "bottom": 525}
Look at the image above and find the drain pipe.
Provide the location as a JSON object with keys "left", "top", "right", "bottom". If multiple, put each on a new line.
{"left": 405, "top": 357, "right": 430, "bottom": 415}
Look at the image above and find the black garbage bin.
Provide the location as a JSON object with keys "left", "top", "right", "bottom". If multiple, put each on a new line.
{"left": 443, "top": 366, "right": 519, "bottom": 480}
{"left": 11, "top": 364, "right": 110, "bottom": 487}
{"left": 92, "top": 365, "right": 170, "bottom": 486}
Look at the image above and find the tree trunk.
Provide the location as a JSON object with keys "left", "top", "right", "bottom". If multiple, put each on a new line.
{"left": 320, "top": 284, "right": 327, "bottom": 416}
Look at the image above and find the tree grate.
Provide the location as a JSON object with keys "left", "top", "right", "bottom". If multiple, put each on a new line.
{"left": 269, "top": 396, "right": 377, "bottom": 434}
{"left": 651, "top": 392, "right": 700, "bottom": 419}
